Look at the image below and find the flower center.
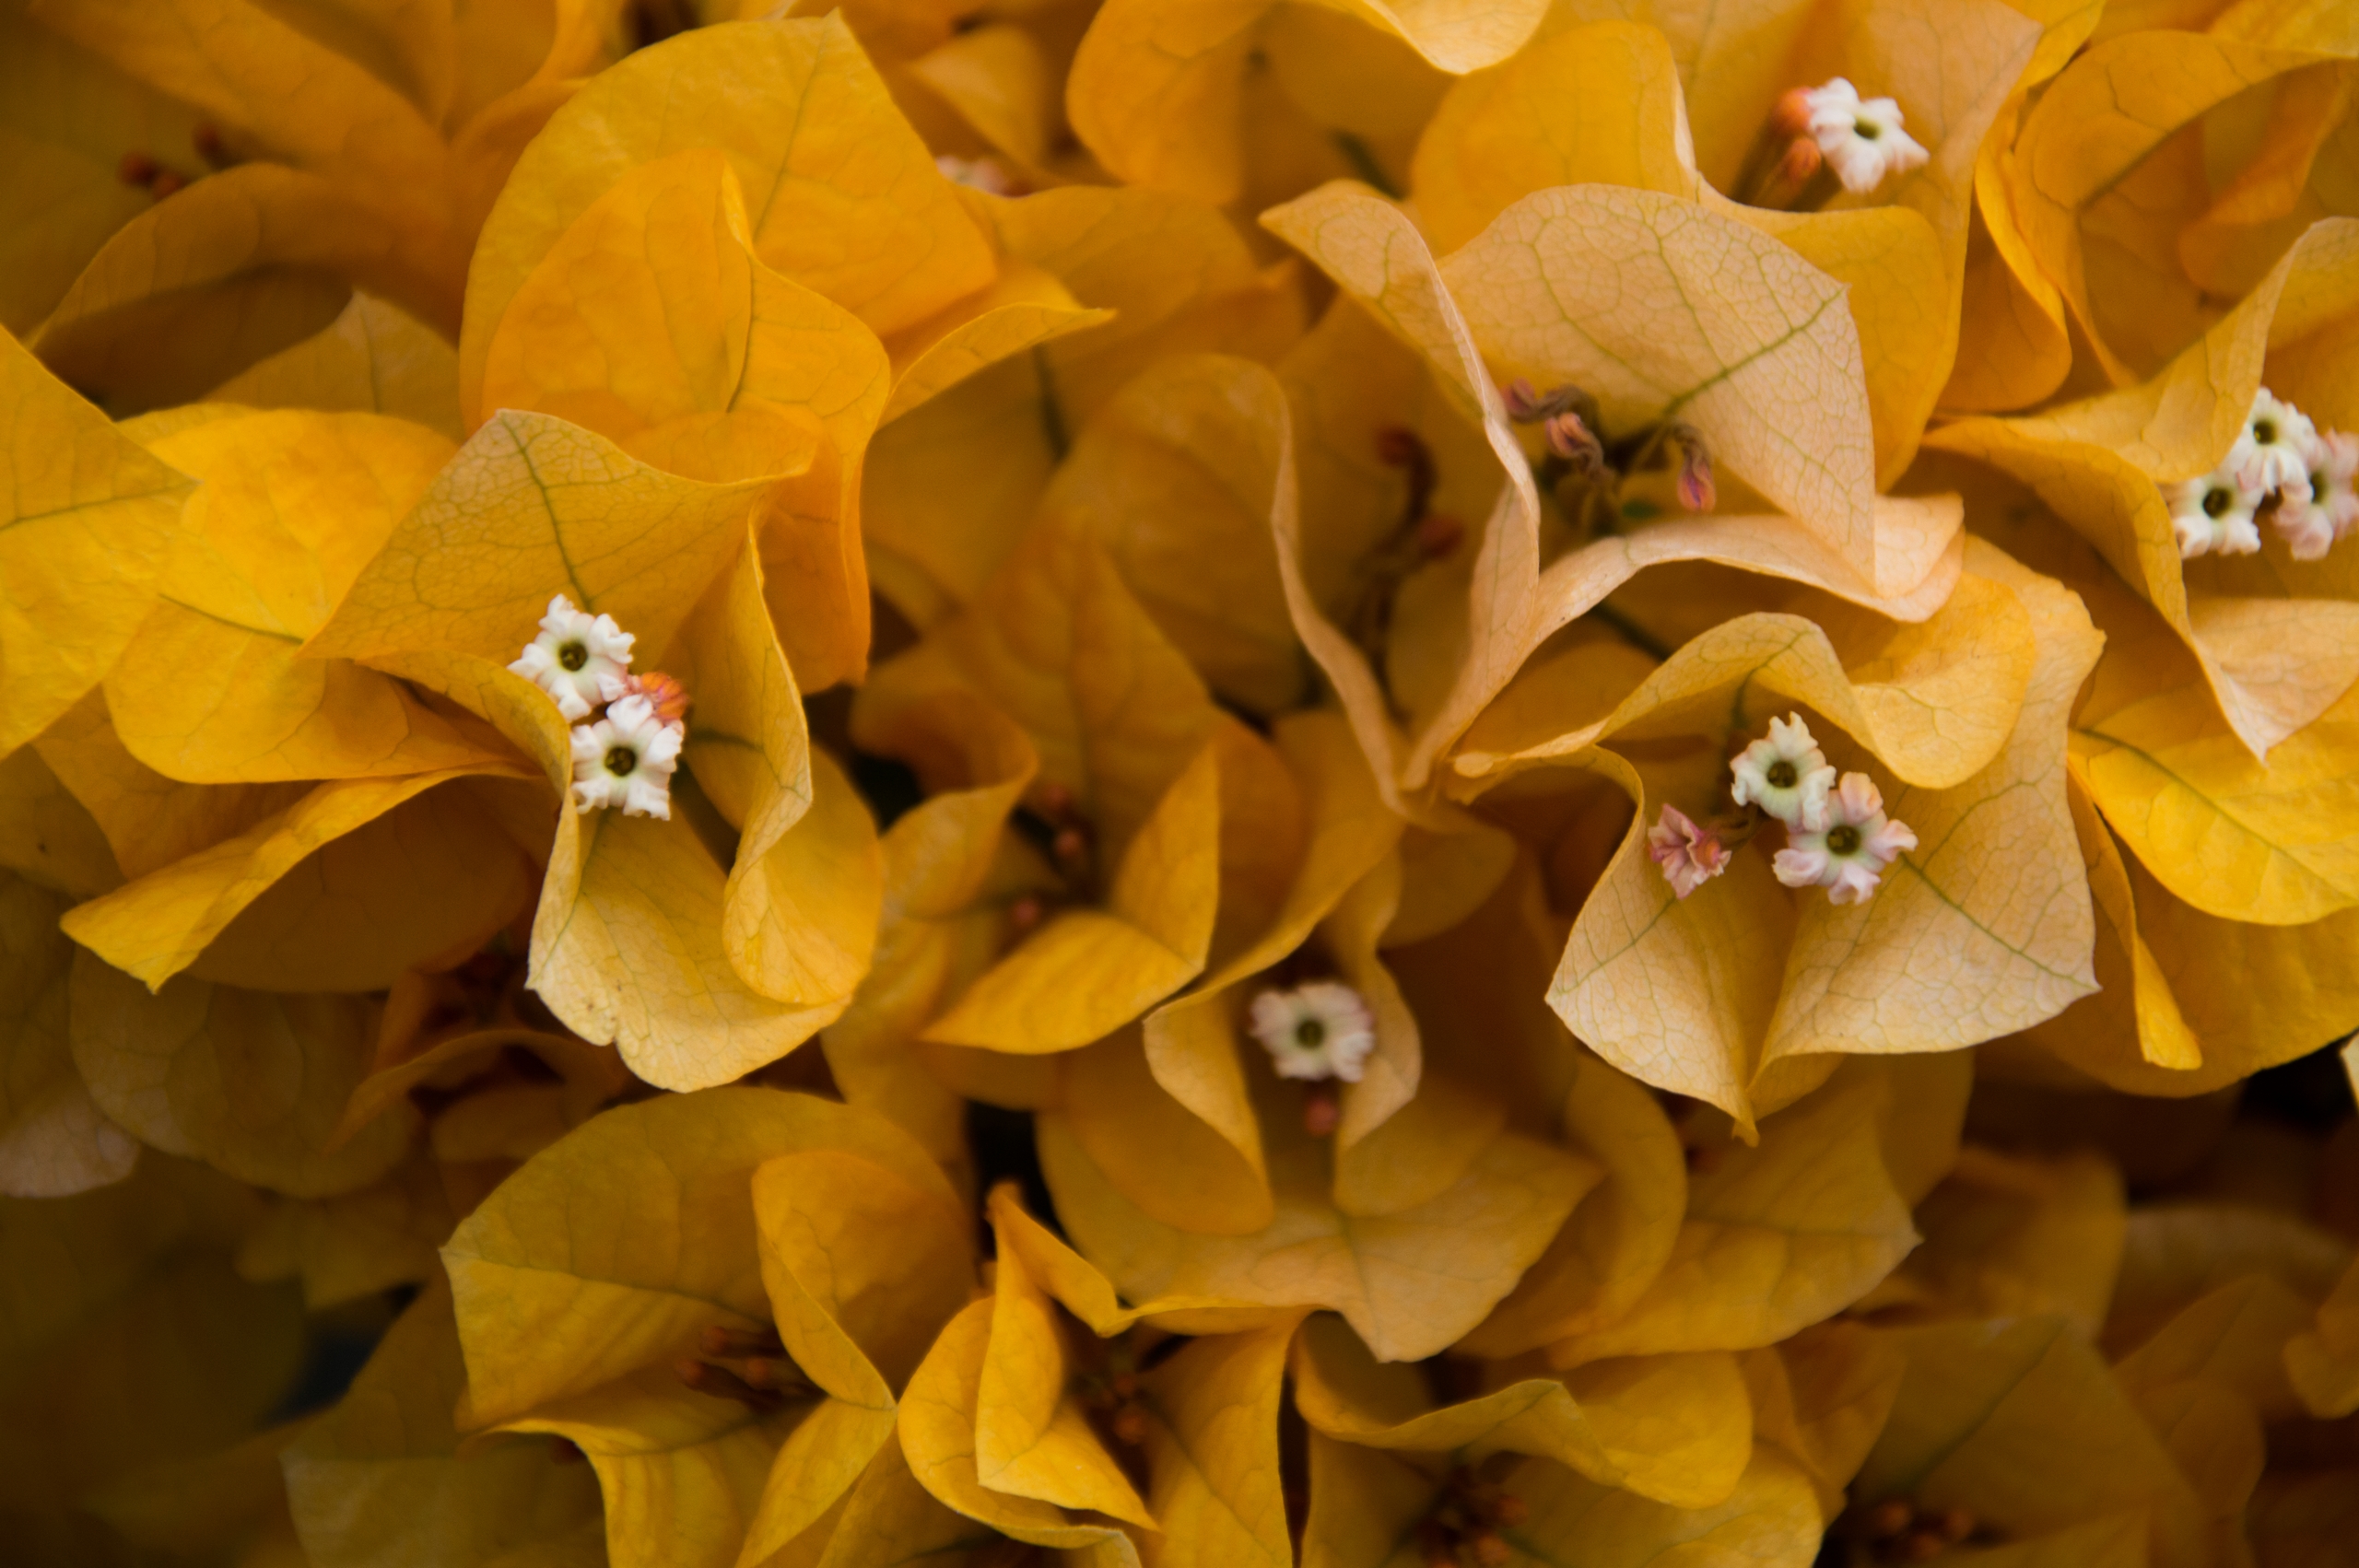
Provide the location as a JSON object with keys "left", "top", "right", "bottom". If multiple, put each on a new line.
{"left": 558, "top": 640, "right": 589, "bottom": 672}
{"left": 1854, "top": 118, "right": 1880, "bottom": 140}
{"left": 1766, "top": 759, "right": 1798, "bottom": 789}
{"left": 2203, "top": 486, "right": 2234, "bottom": 519}
{"left": 1826, "top": 824, "right": 1861, "bottom": 855}
{"left": 2256, "top": 419, "right": 2280, "bottom": 445}
{"left": 1295, "top": 1018, "right": 1327, "bottom": 1050}
{"left": 604, "top": 745, "right": 638, "bottom": 778}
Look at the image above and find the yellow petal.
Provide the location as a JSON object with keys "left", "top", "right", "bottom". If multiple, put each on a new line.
{"left": 2011, "top": 28, "right": 2342, "bottom": 383}
{"left": 1067, "top": 0, "right": 1546, "bottom": 204}
{"left": 898, "top": 1298, "right": 1141, "bottom": 1549}
{"left": 282, "top": 1279, "right": 605, "bottom": 1568}
{"left": 1553, "top": 1070, "right": 1916, "bottom": 1365}
{"left": 0, "top": 327, "right": 189, "bottom": 756}
{"left": 1462, "top": 1048, "right": 1688, "bottom": 1357}
{"left": 1038, "top": 354, "right": 1304, "bottom": 716}
{"left": 1039, "top": 1096, "right": 1597, "bottom": 1362}
{"left": 1759, "top": 543, "right": 2101, "bottom": 1066}
{"left": 880, "top": 258, "right": 1112, "bottom": 425}
{"left": 499, "top": 1366, "right": 801, "bottom": 1568}
{"left": 1136, "top": 1318, "right": 1298, "bottom": 1568}
{"left": 0, "top": 872, "right": 137, "bottom": 1197}
{"left": 1479, "top": 1445, "right": 1823, "bottom": 1568}
{"left": 443, "top": 1088, "right": 937, "bottom": 1429}
{"left": 2285, "top": 1259, "right": 2359, "bottom": 1420}
{"left": 308, "top": 409, "right": 773, "bottom": 675}
{"left": 461, "top": 15, "right": 993, "bottom": 421}
{"left": 1853, "top": 1316, "right": 2208, "bottom": 1567}
{"left": 867, "top": 185, "right": 1302, "bottom": 627}
{"left": 922, "top": 735, "right": 1219, "bottom": 1053}
{"left": 1409, "top": 21, "right": 1696, "bottom": 254}
{"left": 1296, "top": 1311, "right": 1751, "bottom": 1509}
{"left": 1898, "top": 1146, "right": 2128, "bottom": 1334}
{"left": 1438, "top": 184, "right": 1884, "bottom": 587}
{"left": 208, "top": 291, "right": 464, "bottom": 440}
{"left": 974, "top": 1206, "right": 1156, "bottom": 1527}
{"left": 67, "top": 954, "right": 415, "bottom": 1197}
{"left": 106, "top": 409, "right": 524, "bottom": 783}
{"left": 61, "top": 768, "right": 534, "bottom": 992}
{"left": 29, "top": 689, "right": 308, "bottom": 883}
{"left": 0, "top": 741, "right": 121, "bottom": 901}
{"left": 1743, "top": 1323, "right": 1904, "bottom": 1519}
{"left": 234, "top": 1154, "right": 453, "bottom": 1310}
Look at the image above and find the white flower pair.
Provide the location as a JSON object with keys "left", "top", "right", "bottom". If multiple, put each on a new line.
{"left": 510, "top": 594, "right": 684, "bottom": 820}
{"left": 2166, "top": 390, "right": 2359, "bottom": 561}
{"left": 1731, "top": 713, "right": 1918, "bottom": 906}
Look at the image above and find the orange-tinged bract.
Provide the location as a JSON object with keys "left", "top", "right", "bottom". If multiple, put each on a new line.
{"left": 5, "top": 5, "right": 2359, "bottom": 1566}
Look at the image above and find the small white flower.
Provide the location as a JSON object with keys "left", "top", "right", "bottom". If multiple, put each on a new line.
{"left": 1802, "top": 77, "right": 1930, "bottom": 194}
{"left": 2278, "top": 427, "right": 2359, "bottom": 561}
{"left": 1730, "top": 712, "right": 1837, "bottom": 830}
{"left": 569, "top": 694, "right": 683, "bottom": 819}
{"left": 2164, "top": 466, "right": 2266, "bottom": 558}
{"left": 1774, "top": 771, "right": 1918, "bottom": 906}
{"left": 2229, "top": 389, "right": 2318, "bottom": 500}
{"left": 511, "top": 594, "right": 633, "bottom": 720}
{"left": 1248, "top": 981, "right": 1377, "bottom": 1084}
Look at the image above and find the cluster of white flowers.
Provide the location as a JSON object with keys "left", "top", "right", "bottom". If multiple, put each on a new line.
{"left": 1801, "top": 77, "right": 1930, "bottom": 194}
{"left": 509, "top": 594, "right": 685, "bottom": 820}
{"left": 1726, "top": 712, "right": 1919, "bottom": 906}
{"left": 1248, "top": 981, "right": 1377, "bottom": 1084}
{"left": 2166, "top": 389, "right": 2359, "bottom": 561}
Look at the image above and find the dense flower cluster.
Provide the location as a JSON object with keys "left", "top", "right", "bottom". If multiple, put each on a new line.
{"left": 4, "top": 3, "right": 2358, "bottom": 1567}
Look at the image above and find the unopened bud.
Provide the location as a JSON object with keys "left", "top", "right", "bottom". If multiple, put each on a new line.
{"left": 117, "top": 151, "right": 159, "bottom": 187}
{"left": 623, "top": 670, "right": 689, "bottom": 724}
{"left": 1934, "top": 1508, "right": 1974, "bottom": 1543}
{"left": 1416, "top": 513, "right": 1465, "bottom": 558}
{"left": 1375, "top": 427, "right": 1426, "bottom": 468}
{"left": 1491, "top": 1493, "right": 1528, "bottom": 1527}
{"left": 1007, "top": 895, "right": 1046, "bottom": 934}
{"left": 1472, "top": 1531, "right": 1513, "bottom": 1567}
{"left": 1036, "top": 781, "right": 1074, "bottom": 818}
{"left": 1544, "top": 411, "right": 1606, "bottom": 476}
{"left": 1304, "top": 1082, "right": 1342, "bottom": 1137}
{"left": 1770, "top": 86, "right": 1814, "bottom": 140}
{"left": 193, "top": 122, "right": 229, "bottom": 168}
{"left": 148, "top": 170, "right": 186, "bottom": 200}
{"left": 1052, "top": 826, "right": 1088, "bottom": 866}
{"left": 1897, "top": 1529, "right": 1946, "bottom": 1563}
{"left": 1110, "top": 1406, "right": 1150, "bottom": 1445}
{"left": 1670, "top": 427, "right": 1716, "bottom": 512}
{"left": 1861, "top": 1500, "right": 1914, "bottom": 1539}
{"left": 1778, "top": 135, "right": 1824, "bottom": 183}
{"left": 1503, "top": 378, "right": 1546, "bottom": 422}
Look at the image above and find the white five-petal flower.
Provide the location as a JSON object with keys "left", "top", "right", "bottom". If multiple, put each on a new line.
{"left": 1248, "top": 981, "right": 1377, "bottom": 1084}
{"left": 1774, "top": 771, "right": 1918, "bottom": 906}
{"left": 1774, "top": 768, "right": 1915, "bottom": 905}
{"left": 1802, "top": 77, "right": 1930, "bottom": 194}
{"left": 2165, "top": 465, "right": 2266, "bottom": 558}
{"left": 2229, "top": 389, "right": 2318, "bottom": 501}
{"left": 569, "top": 694, "right": 683, "bottom": 819}
{"left": 2279, "top": 428, "right": 2359, "bottom": 561}
{"left": 1730, "top": 712, "right": 1837, "bottom": 830}
{"left": 510, "top": 594, "right": 633, "bottom": 720}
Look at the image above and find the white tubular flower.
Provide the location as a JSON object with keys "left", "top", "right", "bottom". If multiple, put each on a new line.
{"left": 511, "top": 594, "right": 633, "bottom": 720}
{"left": 1730, "top": 712, "right": 1837, "bottom": 830}
{"left": 1774, "top": 771, "right": 1918, "bottom": 906}
{"left": 2229, "top": 389, "right": 2317, "bottom": 500}
{"left": 1802, "top": 77, "right": 1930, "bottom": 193}
{"left": 2165, "top": 467, "right": 2266, "bottom": 558}
{"left": 569, "top": 694, "right": 683, "bottom": 819}
{"left": 2279, "top": 428, "right": 2359, "bottom": 561}
{"left": 1249, "top": 981, "right": 1377, "bottom": 1084}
